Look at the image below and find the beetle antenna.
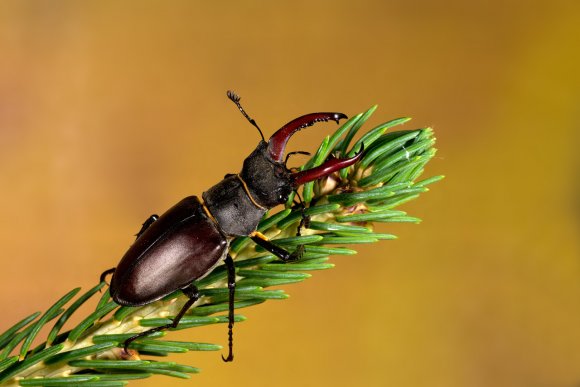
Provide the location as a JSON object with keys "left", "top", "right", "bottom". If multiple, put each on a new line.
{"left": 227, "top": 90, "right": 265, "bottom": 142}
{"left": 284, "top": 151, "right": 311, "bottom": 169}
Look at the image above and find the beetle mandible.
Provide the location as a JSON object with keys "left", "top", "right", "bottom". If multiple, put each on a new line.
{"left": 101, "top": 91, "right": 363, "bottom": 361}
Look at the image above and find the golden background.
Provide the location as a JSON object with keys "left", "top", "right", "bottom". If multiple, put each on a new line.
{"left": 1, "top": 1, "right": 579, "bottom": 386}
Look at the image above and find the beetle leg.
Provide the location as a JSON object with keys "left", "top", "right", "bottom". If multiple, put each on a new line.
{"left": 135, "top": 214, "right": 159, "bottom": 239}
{"left": 293, "top": 191, "right": 310, "bottom": 237}
{"left": 250, "top": 231, "right": 302, "bottom": 262}
{"left": 289, "top": 245, "right": 305, "bottom": 261}
{"left": 222, "top": 254, "right": 236, "bottom": 362}
{"left": 99, "top": 214, "right": 159, "bottom": 286}
{"left": 122, "top": 283, "right": 200, "bottom": 353}
{"left": 99, "top": 267, "right": 116, "bottom": 284}
{"left": 290, "top": 192, "right": 309, "bottom": 261}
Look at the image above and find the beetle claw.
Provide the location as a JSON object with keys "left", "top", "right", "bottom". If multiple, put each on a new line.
{"left": 118, "top": 347, "right": 139, "bottom": 360}
{"left": 289, "top": 245, "right": 305, "bottom": 261}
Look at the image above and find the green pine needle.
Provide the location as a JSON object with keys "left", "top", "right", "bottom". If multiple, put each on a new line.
{"left": 0, "top": 107, "right": 442, "bottom": 386}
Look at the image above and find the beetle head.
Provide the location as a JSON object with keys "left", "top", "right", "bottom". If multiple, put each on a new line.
{"left": 240, "top": 141, "right": 294, "bottom": 207}
{"left": 240, "top": 112, "right": 364, "bottom": 209}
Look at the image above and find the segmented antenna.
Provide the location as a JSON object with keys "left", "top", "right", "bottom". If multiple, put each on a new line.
{"left": 284, "top": 151, "right": 311, "bottom": 168}
{"left": 227, "top": 90, "right": 265, "bottom": 142}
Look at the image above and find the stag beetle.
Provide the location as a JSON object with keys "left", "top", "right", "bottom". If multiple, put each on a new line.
{"left": 101, "top": 91, "right": 363, "bottom": 361}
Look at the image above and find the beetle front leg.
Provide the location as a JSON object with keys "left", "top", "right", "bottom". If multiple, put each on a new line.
{"left": 250, "top": 231, "right": 303, "bottom": 262}
{"left": 294, "top": 191, "right": 311, "bottom": 237}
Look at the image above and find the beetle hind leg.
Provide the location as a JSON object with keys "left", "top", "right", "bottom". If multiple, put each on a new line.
{"left": 99, "top": 268, "right": 115, "bottom": 285}
{"left": 122, "top": 283, "right": 200, "bottom": 353}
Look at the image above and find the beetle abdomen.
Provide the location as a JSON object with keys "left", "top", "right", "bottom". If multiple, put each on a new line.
{"left": 110, "top": 196, "right": 227, "bottom": 306}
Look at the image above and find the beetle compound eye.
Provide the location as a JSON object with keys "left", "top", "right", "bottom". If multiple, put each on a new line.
{"left": 274, "top": 166, "right": 286, "bottom": 178}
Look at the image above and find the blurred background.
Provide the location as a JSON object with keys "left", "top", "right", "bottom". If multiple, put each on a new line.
{"left": 1, "top": 1, "right": 579, "bottom": 386}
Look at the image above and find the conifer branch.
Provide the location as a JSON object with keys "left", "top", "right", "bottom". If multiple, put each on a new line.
{"left": 0, "top": 107, "right": 443, "bottom": 386}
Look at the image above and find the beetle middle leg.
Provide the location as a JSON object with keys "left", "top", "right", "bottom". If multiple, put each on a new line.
{"left": 100, "top": 214, "right": 160, "bottom": 284}
{"left": 123, "top": 282, "right": 200, "bottom": 352}
{"left": 135, "top": 214, "right": 159, "bottom": 238}
{"left": 222, "top": 254, "right": 236, "bottom": 362}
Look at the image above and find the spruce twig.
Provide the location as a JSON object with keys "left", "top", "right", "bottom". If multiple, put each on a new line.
{"left": 0, "top": 107, "right": 442, "bottom": 386}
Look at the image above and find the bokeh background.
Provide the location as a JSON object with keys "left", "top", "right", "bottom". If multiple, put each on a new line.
{"left": 1, "top": 1, "right": 579, "bottom": 386}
